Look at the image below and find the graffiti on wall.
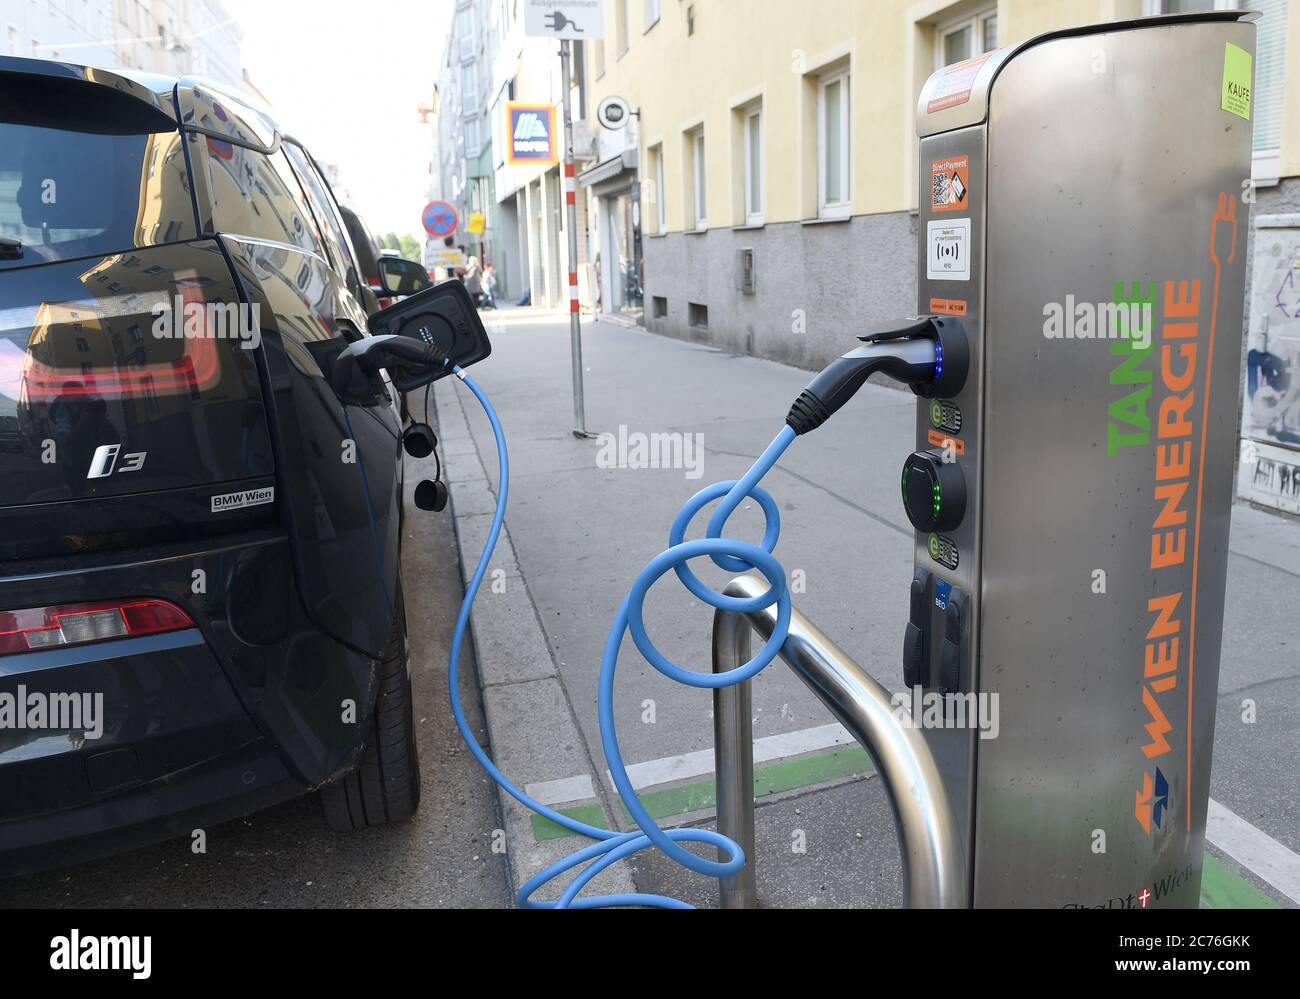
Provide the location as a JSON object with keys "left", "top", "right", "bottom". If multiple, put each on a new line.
{"left": 1240, "top": 219, "right": 1300, "bottom": 515}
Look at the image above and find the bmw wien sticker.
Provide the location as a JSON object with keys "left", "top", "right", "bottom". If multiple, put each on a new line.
{"left": 210, "top": 486, "right": 275, "bottom": 513}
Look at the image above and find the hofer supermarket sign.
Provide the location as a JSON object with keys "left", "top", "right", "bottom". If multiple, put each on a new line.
{"left": 506, "top": 102, "right": 557, "bottom": 164}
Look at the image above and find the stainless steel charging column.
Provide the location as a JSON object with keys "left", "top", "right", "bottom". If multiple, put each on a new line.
{"left": 911, "top": 12, "right": 1254, "bottom": 907}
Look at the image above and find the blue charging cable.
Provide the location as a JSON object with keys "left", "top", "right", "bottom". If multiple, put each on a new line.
{"left": 445, "top": 366, "right": 796, "bottom": 908}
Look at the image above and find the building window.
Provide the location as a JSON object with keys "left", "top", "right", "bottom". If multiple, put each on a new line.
{"left": 572, "top": 42, "right": 587, "bottom": 119}
{"left": 644, "top": 0, "right": 660, "bottom": 31}
{"left": 936, "top": 7, "right": 997, "bottom": 69}
{"left": 1144, "top": 1, "right": 1287, "bottom": 181}
{"left": 1247, "top": 0, "right": 1288, "bottom": 180}
{"left": 457, "top": 6, "right": 476, "bottom": 61}
{"left": 465, "top": 116, "right": 481, "bottom": 157}
{"left": 460, "top": 63, "right": 478, "bottom": 113}
{"left": 743, "top": 106, "right": 764, "bottom": 225}
{"left": 818, "top": 70, "right": 850, "bottom": 218}
{"left": 616, "top": 0, "right": 630, "bottom": 55}
{"left": 1143, "top": 0, "right": 1234, "bottom": 10}
{"left": 649, "top": 143, "right": 666, "bottom": 234}
{"left": 686, "top": 127, "right": 707, "bottom": 230}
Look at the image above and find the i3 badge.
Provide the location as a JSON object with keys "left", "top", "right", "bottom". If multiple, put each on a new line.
{"left": 86, "top": 444, "right": 146, "bottom": 479}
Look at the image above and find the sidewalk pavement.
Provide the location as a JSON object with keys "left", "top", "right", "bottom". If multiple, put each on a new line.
{"left": 433, "top": 305, "right": 1300, "bottom": 909}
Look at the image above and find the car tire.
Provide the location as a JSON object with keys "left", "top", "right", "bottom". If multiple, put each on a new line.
{"left": 319, "top": 582, "right": 421, "bottom": 830}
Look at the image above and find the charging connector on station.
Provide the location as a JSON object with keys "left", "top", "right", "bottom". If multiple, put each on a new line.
{"left": 786, "top": 316, "right": 968, "bottom": 435}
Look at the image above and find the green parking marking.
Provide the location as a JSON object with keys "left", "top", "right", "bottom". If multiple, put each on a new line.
{"left": 619, "top": 747, "right": 875, "bottom": 824}
{"left": 534, "top": 746, "right": 877, "bottom": 841}
{"left": 535, "top": 765, "right": 1286, "bottom": 911}
{"left": 1199, "top": 852, "right": 1281, "bottom": 909}
{"left": 755, "top": 746, "right": 874, "bottom": 796}
{"left": 532, "top": 803, "right": 608, "bottom": 842}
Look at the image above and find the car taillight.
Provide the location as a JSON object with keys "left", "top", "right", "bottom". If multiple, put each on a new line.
{"left": 6, "top": 284, "right": 224, "bottom": 401}
{"left": 0, "top": 598, "right": 193, "bottom": 655}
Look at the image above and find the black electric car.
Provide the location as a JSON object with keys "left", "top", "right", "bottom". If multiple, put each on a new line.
{"left": 0, "top": 58, "right": 427, "bottom": 876}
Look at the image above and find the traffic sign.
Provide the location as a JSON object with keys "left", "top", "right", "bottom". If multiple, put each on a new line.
{"left": 422, "top": 201, "right": 458, "bottom": 239}
{"left": 428, "top": 247, "right": 465, "bottom": 270}
{"left": 523, "top": 0, "right": 604, "bottom": 40}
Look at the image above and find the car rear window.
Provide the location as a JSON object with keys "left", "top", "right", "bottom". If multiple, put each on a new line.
{"left": 0, "top": 78, "right": 196, "bottom": 270}
{"left": 0, "top": 241, "right": 276, "bottom": 557}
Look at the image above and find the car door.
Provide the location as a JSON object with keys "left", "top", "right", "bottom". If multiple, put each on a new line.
{"left": 196, "top": 135, "right": 401, "bottom": 663}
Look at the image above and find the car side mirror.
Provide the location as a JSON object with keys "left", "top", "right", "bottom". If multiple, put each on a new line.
{"left": 377, "top": 255, "right": 433, "bottom": 297}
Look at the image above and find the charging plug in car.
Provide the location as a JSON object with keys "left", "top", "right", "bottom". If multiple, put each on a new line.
{"left": 331, "top": 334, "right": 450, "bottom": 404}
{"left": 785, "top": 315, "right": 967, "bottom": 435}
{"left": 331, "top": 280, "right": 494, "bottom": 405}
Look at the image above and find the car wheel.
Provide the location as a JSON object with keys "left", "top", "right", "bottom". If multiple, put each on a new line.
{"left": 320, "top": 582, "right": 421, "bottom": 830}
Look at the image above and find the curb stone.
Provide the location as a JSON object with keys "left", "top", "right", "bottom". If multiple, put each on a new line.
{"left": 430, "top": 377, "right": 637, "bottom": 904}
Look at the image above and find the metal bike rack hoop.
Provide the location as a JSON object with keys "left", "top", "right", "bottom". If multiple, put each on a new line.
{"left": 711, "top": 573, "right": 967, "bottom": 909}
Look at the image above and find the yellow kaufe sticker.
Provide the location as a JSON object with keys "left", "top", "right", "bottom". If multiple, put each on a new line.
{"left": 1221, "top": 42, "right": 1252, "bottom": 120}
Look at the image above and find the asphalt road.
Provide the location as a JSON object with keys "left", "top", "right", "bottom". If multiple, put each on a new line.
{"left": 1, "top": 452, "right": 511, "bottom": 909}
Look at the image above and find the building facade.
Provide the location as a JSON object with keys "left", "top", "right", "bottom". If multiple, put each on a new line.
{"left": 4, "top": 0, "right": 116, "bottom": 67}
{"left": 434, "top": 0, "right": 490, "bottom": 278}
{"left": 434, "top": 0, "right": 597, "bottom": 307}
{"left": 3, "top": 0, "right": 244, "bottom": 88}
{"left": 580, "top": 0, "right": 1297, "bottom": 374}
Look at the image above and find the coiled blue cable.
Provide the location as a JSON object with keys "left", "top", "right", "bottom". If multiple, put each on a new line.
{"left": 447, "top": 365, "right": 797, "bottom": 908}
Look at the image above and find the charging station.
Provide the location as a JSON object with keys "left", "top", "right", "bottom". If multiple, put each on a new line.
{"left": 906, "top": 11, "right": 1254, "bottom": 907}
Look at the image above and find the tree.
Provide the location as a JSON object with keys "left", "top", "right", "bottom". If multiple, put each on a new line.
{"left": 398, "top": 234, "right": 421, "bottom": 262}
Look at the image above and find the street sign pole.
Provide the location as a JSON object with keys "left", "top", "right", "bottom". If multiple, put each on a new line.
{"left": 559, "top": 38, "right": 588, "bottom": 438}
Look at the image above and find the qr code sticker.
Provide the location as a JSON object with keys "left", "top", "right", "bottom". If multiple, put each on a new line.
{"left": 932, "top": 171, "right": 949, "bottom": 208}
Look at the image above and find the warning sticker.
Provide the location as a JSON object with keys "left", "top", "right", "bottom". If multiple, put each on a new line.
{"left": 927, "top": 428, "right": 965, "bottom": 454}
{"left": 1221, "top": 42, "right": 1252, "bottom": 120}
{"left": 929, "top": 297, "right": 968, "bottom": 315}
{"left": 925, "top": 52, "right": 993, "bottom": 114}
{"left": 930, "top": 156, "right": 970, "bottom": 213}
{"left": 927, "top": 219, "right": 971, "bottom": 281}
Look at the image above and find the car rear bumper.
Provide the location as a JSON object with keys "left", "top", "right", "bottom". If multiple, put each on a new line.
{"left": 0, "top": 627, "right": 306, "bottom": 877}
{"left": 0, "top": 738, "right": 302, "bottom": 878}
{"left": 0, "top": 531, "right": 379, "bottom": 878}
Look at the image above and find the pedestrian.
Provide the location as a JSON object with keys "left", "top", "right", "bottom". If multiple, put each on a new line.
{"left": 483, "top": 263, "right": 498, "bottom": 309}
{"left": 464, "top": 255, "right": 483, "bottom": 308}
